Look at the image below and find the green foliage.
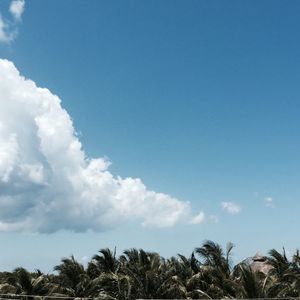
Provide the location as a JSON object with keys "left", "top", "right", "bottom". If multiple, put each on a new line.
{"left": 1, "top": 242, "right": 300, "bottom": 299}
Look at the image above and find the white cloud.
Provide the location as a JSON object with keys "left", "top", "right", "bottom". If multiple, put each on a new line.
{"left": 9, "top": 0, "right": 25, "bottom": 20}
{"left": 0, "top": 59, "right": 203, "bottom": 233}
{"left": 190, "top": 212, "right": 218, "bottom": 224}
{"left": 0, "top": 0, "right": 25, "bottom": 43}
{"left": 190, "top": 211, "right": 205, "bottom": 224}
{"left": 264, "top": 197, "right": 274, "bottom": 208}
{"left": 221, "top": 201, "right": 241, "bottom": 215}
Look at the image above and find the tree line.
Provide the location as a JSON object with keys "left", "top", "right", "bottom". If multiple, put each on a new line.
{"left": 0, "top": 241, "right": 299, "bottom": 299}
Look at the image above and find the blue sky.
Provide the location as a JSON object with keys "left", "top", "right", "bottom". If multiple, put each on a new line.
{"left": 0, "top": 0, "right": 300, "bottom": 272}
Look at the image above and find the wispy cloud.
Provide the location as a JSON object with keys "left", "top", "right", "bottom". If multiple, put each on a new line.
{"left": 190, "top": 211, "right": 206, "bottom": 224}
{"left": 0, "top": 59, "right": 206, "bottom": 233}
{"left": 9, "top": 0, "right": 25, "bottom": 21}
{"left": 0, "top": 0, "right": 25, "bottom": 43}
{"left": 0, "top": 15, "right": 14, "bottom": 43}
{"left": 190, "top": 212, "right": 218, "bottom": 224}
{"left": 264, "top": 197, "right": 275, "bottom": 208}
{"left": 221, "top": 201, "right": 241, "bottom": 214}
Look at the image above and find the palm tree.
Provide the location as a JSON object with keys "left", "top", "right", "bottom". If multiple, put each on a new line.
{"left": 85, "top": 249, "right": 131, "bottom": 300}
{"left": 87, "top": 248, "right": 118, "bottom": 279}
{"left": 90, "top": 271, "right": 132, "bottom": 300}
{"left": 161, "top": 253, "right": 200, "bottom": 298}
{"left": 266, "top": 249, "right": 299, "bottom": 297}
{"left": 7, "top": 268, "right": 60, "bottom": 297}
{"left": 157, "top": 274, "right": 188, "bottom": 299}
{"left": 119, "top": 248, "right": 163, "bottom": 299}
{"left": 54, "top": 255, "right": 92, "bottom": 297}
{"left": 195, "top": 240, "right": 237, "bottom": 298}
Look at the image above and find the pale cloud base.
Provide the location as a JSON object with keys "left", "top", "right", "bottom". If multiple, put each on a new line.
{"left": 0, "top": 59, "right": 205, "bottom": 233}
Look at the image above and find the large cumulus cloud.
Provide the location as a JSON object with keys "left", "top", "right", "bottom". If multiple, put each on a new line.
{"left": 0, "top": 59, "right": 204, "bottom": 233}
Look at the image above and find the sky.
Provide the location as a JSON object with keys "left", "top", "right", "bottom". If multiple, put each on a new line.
{"left": 0, "top": 0, "right": 300, "bottom": 272}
